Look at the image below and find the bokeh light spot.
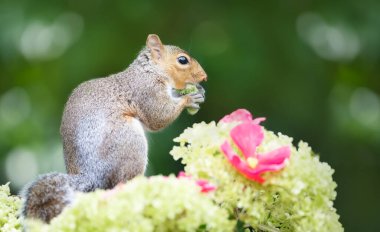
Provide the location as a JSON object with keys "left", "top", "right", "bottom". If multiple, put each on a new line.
{"left": 297, "top": 12, "right": 360, "bottom": 61}
{"left": 5, "top": 148, "right": 38, "bottom": 189}
{"left": 18, "top": 12, "right": 83, "bottom": 61}
{"left": 349, "top": 87, "right": 380, "bottom": 127}
{"left": 0, "top": 87, "right": 31, "bottom": 127}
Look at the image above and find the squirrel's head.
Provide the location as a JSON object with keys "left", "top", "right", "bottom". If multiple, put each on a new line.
{"left": 146, "top": 34, "right": 207, "bottom": 89}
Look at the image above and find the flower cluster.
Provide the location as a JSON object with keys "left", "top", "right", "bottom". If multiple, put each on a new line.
{"left": 0, "top": 183, "right": 22, "bottom": 232}
{"left": 27, "top": 176, "right": 235, "bottom": 232}
{"left": 4, "top": 108, "right": 343, "bottom": 231}
{"left": 177, "top": 171, "right": 217, "bottom": 193}
{"left": 220, "top": 109, "right": 290, "bottom": 183}
{"left": 171, "top": 109, "right": 343, "bottom": 231}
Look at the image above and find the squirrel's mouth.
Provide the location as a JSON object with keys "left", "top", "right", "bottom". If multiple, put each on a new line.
{"left": 191, "top": 73, "right": 208, "bottom": 83}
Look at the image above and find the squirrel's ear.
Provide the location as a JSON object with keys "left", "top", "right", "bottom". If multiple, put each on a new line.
{"left": 146, "top": 34, "right": 164, "bottom": 61}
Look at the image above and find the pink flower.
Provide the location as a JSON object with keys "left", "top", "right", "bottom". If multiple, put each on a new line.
{"left": 220, "top": 109, "right": 291, "bottom": 183}
{"left": 220, "top": 109, "right": 266, "bottom": 125}
{"left": 178, "top": 171, "right": 217, "bottom": 193}
{"left": 102, "top": 183, "right": 125, "bottom": 199}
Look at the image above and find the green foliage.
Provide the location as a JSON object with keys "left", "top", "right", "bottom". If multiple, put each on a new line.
{"left": 26, "top": 176, "right": 235, "bottom": 232}
{"left": 0, "top": 183, "right": 22, "bottom": 232}
{"left": 171, "top": 120, "right": 343, "bottom": 231}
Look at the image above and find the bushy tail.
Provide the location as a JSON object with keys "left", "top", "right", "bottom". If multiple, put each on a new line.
{"left": 21, "top": 172, "right": 75, "bottom": 223}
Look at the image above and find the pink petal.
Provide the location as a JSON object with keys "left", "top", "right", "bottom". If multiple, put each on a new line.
{"left": 230, "top": 123, "right": 264, "bottom": 159}
{"left": 251, "top": 162, "right": 288, "bottom": 174}
{"left": 219, "top": 109, "right": 253, "bottom": 123}
{"left": 178, "top": 171, "right": 217, "bottom": 193}
{"left": 257, "top": 146, "right": 291, "bottom": 165}
{"left": 102, "top": 183, "right": 125, "bottom": 199}
{"left": 196, "top": 180, "right": 217, "bottom": 193}
{"left": 178, "top": 171, "right": 188, "bottom": 178}
{"left": 221, "top": 141, "right": 265, "bottom": 183}
{"left": 220, "top": 141, "right": 249, "bottom": 171}
{"left": 247, "top": 174, "right": 265, "bottom": 183}
{"left": 221, "top": 142, "right": 291, "bottom": 183}
{"left": 252, "top": 117, "right": 266, "bottom": 124}
{"left": 250, "top": 147, "right": 291, "bottom": 176}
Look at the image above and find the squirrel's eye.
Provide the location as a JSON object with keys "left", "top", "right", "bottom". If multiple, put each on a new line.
{"left": 177, "top": 56, "right": 189, "bottom": 65}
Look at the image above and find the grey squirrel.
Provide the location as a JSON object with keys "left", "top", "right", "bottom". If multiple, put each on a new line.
{"left": 21, "top": 34, "right": 207, "bottom": 223}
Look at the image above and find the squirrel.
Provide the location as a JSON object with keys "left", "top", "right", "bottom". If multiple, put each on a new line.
{"left": 21, "top": 34, "right": 207, "bottom": 223}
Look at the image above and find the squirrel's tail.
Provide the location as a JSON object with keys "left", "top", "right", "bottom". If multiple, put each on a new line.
{"left": 21, "top": 172, "right": 76, "bottom": 223}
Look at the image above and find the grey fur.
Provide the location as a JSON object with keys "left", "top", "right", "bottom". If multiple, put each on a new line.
{"left": 21, "top": 44, "right": 205, "bottom": 223}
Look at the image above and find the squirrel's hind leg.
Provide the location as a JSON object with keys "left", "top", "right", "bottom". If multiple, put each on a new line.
{"left": 62, "top": 111, "right": 148, "bottom": 190}
{"left": 99, "top": 115, "right": 148, "bottom": 188}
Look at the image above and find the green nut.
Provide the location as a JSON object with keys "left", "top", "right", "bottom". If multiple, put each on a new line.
{"left": 175, "top": 84, "right": 202, "bottom": 115}
{"left": 187, "top": 108, "right": 199, "bottom": 115}
{"left": 176, "top": 84, "right": 198, "bottom": 95}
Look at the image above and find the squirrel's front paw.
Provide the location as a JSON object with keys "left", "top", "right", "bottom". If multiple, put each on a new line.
{"left": 196, "top": 83, "right": 205, "bottom": 97}
{"left": 185, "top": 92, "right": 205, "bottom": 109}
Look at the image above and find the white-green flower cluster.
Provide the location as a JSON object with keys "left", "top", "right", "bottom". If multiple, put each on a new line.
{"left": 4, "top": 117, "right": 343, "bottom": 232}
{"left": 0, "top": 183, "right": 22, "bottom": 232}
{"left": 27, "top": 176, "right": 235, "bottom": 232}
{"left": 170, "top": 121, "right": 344, "bottom": 232}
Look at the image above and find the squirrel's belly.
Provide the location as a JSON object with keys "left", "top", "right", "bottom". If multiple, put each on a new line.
{"left": 128, "top": 117, "right": 148, "bottom": 164}
{"left": 128, "top": 117, "right": 146, "bottom": 138}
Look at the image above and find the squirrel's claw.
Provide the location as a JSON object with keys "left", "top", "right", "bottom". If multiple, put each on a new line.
{"left": 189, "top": 92, "right": 205, "bottom": 104}
{"left": 196, "top": 84, "right": 205, "bottom": 96}
{"left": 184, "top": 92, "right": 204, "bottom": 109}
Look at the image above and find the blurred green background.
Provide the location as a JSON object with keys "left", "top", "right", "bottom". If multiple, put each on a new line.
{"left": 1, "top": 0, "right": 379, "bottom": 231}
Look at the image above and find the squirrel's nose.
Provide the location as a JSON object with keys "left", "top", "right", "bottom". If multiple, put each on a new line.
{"left": 201, "top": 74, "right": 208, "bottom": 82}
